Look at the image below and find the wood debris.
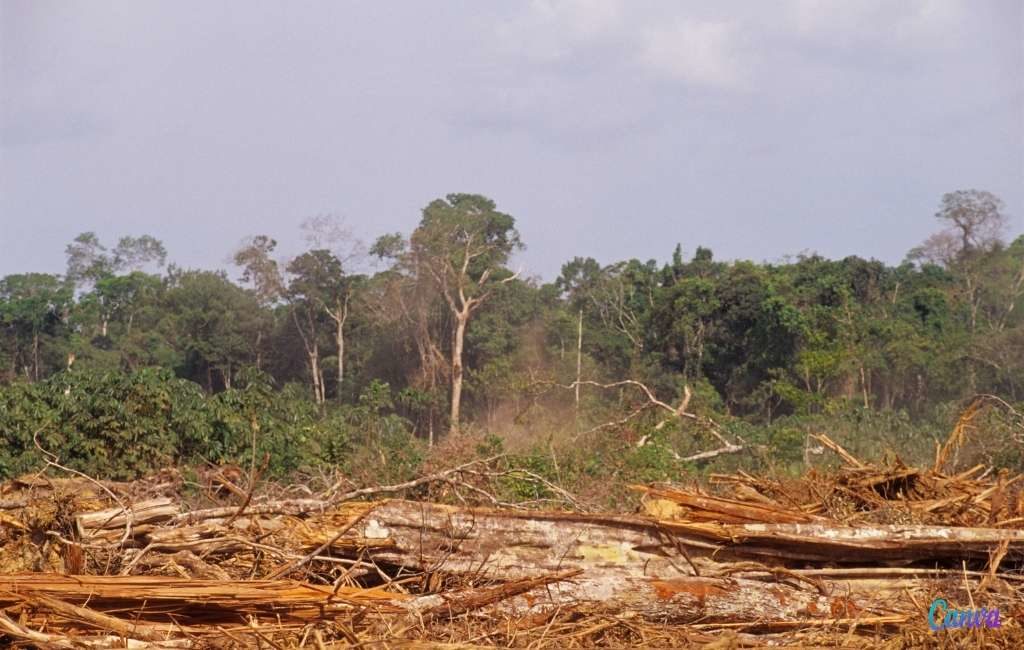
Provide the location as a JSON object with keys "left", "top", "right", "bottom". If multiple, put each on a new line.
{"left": 0, "top": 443, "right": 1022, "bottom": 647}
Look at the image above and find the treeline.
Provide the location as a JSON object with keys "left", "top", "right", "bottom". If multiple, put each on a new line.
{"left": 1, "top": 190, "right": 1023, "bottom": 483}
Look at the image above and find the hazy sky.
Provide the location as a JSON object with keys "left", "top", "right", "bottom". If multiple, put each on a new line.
{"left": 2, "top": 1, "right": 1022, "bottom": 280}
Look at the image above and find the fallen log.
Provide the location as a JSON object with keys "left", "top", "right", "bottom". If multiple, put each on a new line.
{"left": 633, "top": 485, "right": 821, "bottom": 524}
{"left": 657, "top": 520, "right": 1024, "bottom": 562}
{"left": 301, "top": 500, "right": 910, "bottom": 624}
{"left": 76, "top": 498, "right": 178, "bottom": 532}
{"left": 0, "top": 573, "right": 408, "bottom": 624}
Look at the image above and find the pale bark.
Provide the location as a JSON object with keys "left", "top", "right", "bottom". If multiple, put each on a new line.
{"left": 421, "top": 231, "right": 520, "bottom": 436}
{"left": 292, "top": 308, "right": 324, "bottom": 404}
{"left": 309, "top": 500, "right": 1018, "bottom": 624}
{"left": 575, "top": 309, "right": 582, "bottom": 420}
{"left": 860, "top": 365, "right": 869, "bottom": 409}
{"left": 450, "top": 310, "right": 468, "bottom": 433}
{"left": 32, "top": 331, "right": 39, "bottom": 382}
{"left": 336, "top": 303, "right": 345, "bottom": 394}
{"left": 321, "top": 294, "right": 350, "bottom": 401}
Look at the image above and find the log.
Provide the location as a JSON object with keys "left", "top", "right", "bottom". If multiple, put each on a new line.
{"left": 77, "top": 498, "right": 178, "bottom": 533}
{"left": 311, "top": 500, "right": 893, "bottom": 623}
{"left": 297, "top": 500, "right": 1024, "bottom": 624}
{"left": 633, "top": 485, "right": 822, "bottom": 524}
{"left": 657, "top": 520, "right": 1024, "bottom": 562}
{"left": 0, "top": 573, "right": 407, "bottom": 623}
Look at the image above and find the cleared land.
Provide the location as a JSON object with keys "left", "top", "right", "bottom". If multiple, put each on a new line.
{"left": 1, "top": 428, "right": 1022, "bottom": 649}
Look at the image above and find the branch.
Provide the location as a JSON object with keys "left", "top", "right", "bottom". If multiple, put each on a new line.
{"left": 673, "top": 442, "right": 745, "bottom": 463}
{"left": 655, "top": 384, "right": 692, "bottom": 430}
{"left": 32, "top": 430, "right": 134, "bottom": 549}
{"left": 535, "top": 378, "right": 745, "bottom": 459}
{"left": 467, "top": 268, "right": 522, "bottom": 315}
{"left": 501, "top": 267, "right": 523, "bottom": 284}
{"left": 322, "top": 455, "right": 506, "bottom": 502}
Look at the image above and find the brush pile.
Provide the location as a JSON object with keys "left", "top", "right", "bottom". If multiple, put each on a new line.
{"left": 1, "top": 436, "right": 1022, "bottom": 648}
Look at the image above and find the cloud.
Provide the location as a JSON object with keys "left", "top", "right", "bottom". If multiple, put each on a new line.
{"left": 638, "top": 19, "right": 744, "bottom": 89}
{"left": 790, "top": 0, "right": 965, "bottom": 50}
{"left": 495, "top": 2, "right": 750, "bottom": 91}
{"left": 494, "top": 0, "right": 624, "bottom": 62}
{"left": 493, "top": 0, "right": 972, "bottom": 91}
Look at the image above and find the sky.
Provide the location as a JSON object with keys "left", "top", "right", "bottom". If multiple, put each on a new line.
{"left": 1, "top": 0, "right": 1022, "bottom": 281}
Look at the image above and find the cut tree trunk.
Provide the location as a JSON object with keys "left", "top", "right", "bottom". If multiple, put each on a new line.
{"left": 299, "top": 500, "right": 1020, "bottom": 624}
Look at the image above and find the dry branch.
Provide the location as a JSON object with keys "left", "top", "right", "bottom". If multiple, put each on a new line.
{"left": 2, "top": 431, "right": 1023, "bottom": 647}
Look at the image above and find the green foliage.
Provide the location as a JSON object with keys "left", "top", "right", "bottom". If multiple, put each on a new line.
{"left": 498, "top": 453, "right": 555, "bottom": 502}
{"left": 0, "top": 369, "right": 418, "bottom": 481}
{"left": 413, "top": 194, "right": 522, "bottom": 282}
{"left": 1, "top": 190, "right": 1022, "bottom": 485}
{"left": 0, "top": 368, "right": 208, "bottom": 479}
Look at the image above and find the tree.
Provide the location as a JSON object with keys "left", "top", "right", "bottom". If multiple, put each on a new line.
{"left": 233, "top": 235, "right": 285, "bottom": 305}
{"left": 65, "top": 233, "right": 167, "bottom": 346}
{"left": 367, "top": 237, "right": 448, "bottom": 439}
{"left": 66, "top": 232, "right": 166, "bottom": 290}
{"left": 936, "top": 190, "right": 1007, "bottom": 255}
{"left": 160, "top": 270, "right": 264, "bottom": 391}
{"left": 0, "top": 274, "right": 74, "bottom": 381}
{"left": 648, "top": 274, "right": 719, "bottom": 382}
{"left": 409, "top": 194, "right": 522, "bottom": 435}
{"left": 69, "top": 271, "right": 167, "bottom": 373}
{"left": 287, "top": 250, "right": 363, "bottom": 403}
{"left": 558, "top": 258, "right": 650, "bottom": 360}
{"left": 909, "top": 190, "right": 1010, "bottom": 392}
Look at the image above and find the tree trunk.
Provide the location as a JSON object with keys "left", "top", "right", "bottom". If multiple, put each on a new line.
{"left": 292, "top": 308, "right": 324, "bottom": 404}
{"left": 309, "top": 344, "right": 324, "bottom": 405}
{"left": 303, "top": 500, "right": 1023, "bottom": 625}
{"left": 32, "top": 331, "right": 39, "bottom": 382}
{"left": 334, "top": 297, "right": 348, "bottom": 402}
{"left": 860, "top": 365, "right": 869, "bottom": 409}
{"left": 449, "top": 310, "right": 468, "bottom": 435}
{"left": 575, "top": 309, "right": 582, "bottom": 422}
{"left": 967, "top": 275, "right": 979, "bottom": 394}
{"left": 255, "top": 329, "right": 263, "bottom": 371}
{"left": 337, "top": 315, "right": 344, "bottom": 399}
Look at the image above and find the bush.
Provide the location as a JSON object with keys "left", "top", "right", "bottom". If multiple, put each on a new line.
{"left": 0, "top": 368, "right": 212, "bottom": 479}
{"left": 0, "top": 369, "right": 419, "bottom": 481}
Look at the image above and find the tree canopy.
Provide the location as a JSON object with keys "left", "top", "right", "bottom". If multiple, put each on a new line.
{"left": 2, "top": 190, "right": 1023, "bottom": 482}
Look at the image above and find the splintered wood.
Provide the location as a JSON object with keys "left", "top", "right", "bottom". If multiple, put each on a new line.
{"left": 1, "top": 443, "right": 1022, "bottom": 648}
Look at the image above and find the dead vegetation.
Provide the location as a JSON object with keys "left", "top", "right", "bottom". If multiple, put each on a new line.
{"left": 1, "top": 426, "right": 1022, "bottom": 648}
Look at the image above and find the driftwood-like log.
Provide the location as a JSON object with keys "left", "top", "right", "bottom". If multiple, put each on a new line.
{"left": 657, "top": 520, "right": 1024, "bottom": 562}
{"left": 77, "top": 498, "right": 178, "bottom": 534}
{"left": 328, "top": 500, "right": 1024, "bottom": 574}
{"left": 307, "top": 500, "right": 901, "bottom": 623}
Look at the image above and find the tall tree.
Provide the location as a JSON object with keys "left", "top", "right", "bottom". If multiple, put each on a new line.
{"left": 286, "top": 250, "right": 363, "bottom": 403}
{"left": 408, "top": 194, "right": 522, "bottom": 435}
{"left": 910, "top": 190, "right": 1010, "bottom": 391}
